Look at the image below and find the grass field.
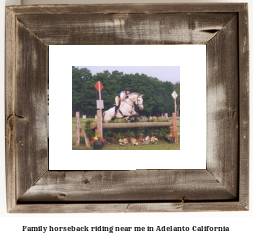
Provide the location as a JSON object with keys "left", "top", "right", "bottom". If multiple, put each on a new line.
{"left": 73, "top": 140, "right": 180, "bottom": 150}
{"left": 72, "top": 117, "right": 180, "bottom": 150}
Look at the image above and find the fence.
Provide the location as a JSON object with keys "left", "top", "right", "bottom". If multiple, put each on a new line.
{"left": 76, "top": 113, "right": 179, "bottom": 147}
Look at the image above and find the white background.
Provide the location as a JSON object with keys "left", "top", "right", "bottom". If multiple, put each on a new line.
{"left": 49, "top": 45, "right": 206, "bottom": 170}
{"left": 0, "top": 0, "right": 252, "bottom": 237}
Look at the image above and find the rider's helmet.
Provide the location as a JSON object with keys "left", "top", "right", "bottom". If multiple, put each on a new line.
{"left": 124, "top": 87, "right": 130, "bottom": 94}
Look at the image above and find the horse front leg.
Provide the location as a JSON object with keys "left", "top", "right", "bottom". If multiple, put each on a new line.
{"left": 130, "top": 115, "right": 138, "bottom": 121}
{"left": 131, "top": 110, "right": 139, "bottom": 120}
{"left": 118, "top": 111, "right": 132, "bottom": 121}
{"left": 127, "top": 110, "right": 137, "bottom": 121}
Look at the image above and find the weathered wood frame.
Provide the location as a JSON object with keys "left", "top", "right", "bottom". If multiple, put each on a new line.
{"left": 5, "top": 4, "right": 249, "bottom": 213}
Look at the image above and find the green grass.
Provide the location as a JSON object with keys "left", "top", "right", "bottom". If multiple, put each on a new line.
{"left": 177, "top": 119, "right": 180, "bottom": 133}
{"left": 73, "top": 140, "right": 180, "bottom": 150}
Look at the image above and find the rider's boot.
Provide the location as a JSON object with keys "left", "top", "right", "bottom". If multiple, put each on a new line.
{"left": 114, "top": 106, "right": 119, "bottom": 117}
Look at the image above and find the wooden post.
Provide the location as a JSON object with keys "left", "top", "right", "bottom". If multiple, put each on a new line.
{"left": 171, "top": 90, "right": 178, "bottom": 117}
{"left": 172, "top": 113, "right": 178, "bottom": 144}
{"left": 174, "top": 98, "right": 177, "bottom": 117}
{"left": 76, "top": 112, "right": 80, "bottom": 146}
{"left": 97, "top": 109, "right": 103, "bottom": 138}
{"left": 170, "top": 126, "right": 173, "bottom": 135}
{"left": 97, "top": 81, "right": 103, "bottom": 138}
{"left": 82, "top": 124, "right": 91, "bottom": 148}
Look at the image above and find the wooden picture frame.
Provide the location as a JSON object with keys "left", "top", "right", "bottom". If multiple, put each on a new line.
{"left": 5, "top": 3, "right": 249, "bottom": 213}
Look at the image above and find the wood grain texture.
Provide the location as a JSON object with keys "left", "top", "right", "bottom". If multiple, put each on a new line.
{"left": 16, "top": 13, "right": 236, "bottom": 45}
{"left": 18, "top": 170, "right": 236, "bottom": 202}
{"left": 206, "top": 16, "right": 239, "bottom": 198}
{"left": 7, "top": 3, "right": 246, "bottom": 15}
{"left": 15, "top": 20, "right": 48, "bottom": 200}
{"left": 5, "top": 3, "right": 249, "bottom": 213}
{"left": 90, "top": 122, "right": 173, "bottom": 129}
{"left": 10, "top": 202, "right": 247, "bottom": 213}
{"left": 5, "top": 7, "right": 17, "bottom": 212}
{"left": 125, "top": 202, "right": 247, "bottom": 213}
{"left": 238, "top": 4, "right": 249, "bottom": 209}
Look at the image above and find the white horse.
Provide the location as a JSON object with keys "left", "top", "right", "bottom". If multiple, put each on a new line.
{"left": 103, "top": 92, "right": 144, "bottom": 122}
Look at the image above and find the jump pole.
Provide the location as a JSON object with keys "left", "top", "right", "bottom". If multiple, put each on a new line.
{"left": 90, "top": 121, "right": 173, "bottom": 129}
{"left": 81, "top": 124, "right": 91, "bottom": 148}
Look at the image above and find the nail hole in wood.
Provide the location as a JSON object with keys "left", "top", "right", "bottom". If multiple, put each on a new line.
{"left": 58, "top": 193, "right": 66, "bottom": 198}
{"left": 84, "top": 179, "right": 90, "bottom": 184}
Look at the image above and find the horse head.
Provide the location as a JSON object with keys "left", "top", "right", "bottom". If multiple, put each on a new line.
{"left": 137, "top": 94, "right": 144, "bottom": 110}
{"left": 130, "top": 93, "right": 144, "bottom": 111}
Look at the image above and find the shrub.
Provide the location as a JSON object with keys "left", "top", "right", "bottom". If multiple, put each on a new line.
{"left": 84, "top": 119, "right": 95, "bottom": 139}
{"left": 85, "top": 118, "right": 172, "bottom": 143}
{"left": 103, "top": 126, "right": 170, "bottom": 143}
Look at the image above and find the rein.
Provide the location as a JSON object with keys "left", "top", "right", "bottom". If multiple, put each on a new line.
{"left": 121, "top": 93, "right": 142, "bottom": 109}
{"left": 124, "top": 97, "right": 135, "bottom": 107}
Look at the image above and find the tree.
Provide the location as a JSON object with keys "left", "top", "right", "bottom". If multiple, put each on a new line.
{"left": 72, "top": 67, "right": 180, "bottom": 117}
{"left": 72, "top": 67, "right": 93, "bottom": 116}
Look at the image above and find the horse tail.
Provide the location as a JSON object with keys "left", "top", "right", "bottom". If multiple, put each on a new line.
{"left": 103, "top": 111, "right": 106, "bottom": 119}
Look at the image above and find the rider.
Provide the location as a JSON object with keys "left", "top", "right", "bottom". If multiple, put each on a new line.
{"left": 114, "top": 87, "right": 130, "bottom": 117}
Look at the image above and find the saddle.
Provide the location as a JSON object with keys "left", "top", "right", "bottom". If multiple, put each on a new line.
{"left": 114, "top": 108, "right": 124, "bottom": 117}
{"left": 113, "top": 104, "right": 124, "bottom": 117}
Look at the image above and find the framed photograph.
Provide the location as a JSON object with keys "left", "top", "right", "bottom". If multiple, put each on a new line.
{"left": 5, "top": 3, "right": 249, "bottom": 212}
{"left": 49, "top": 45, "right": 206, "bottom": 170}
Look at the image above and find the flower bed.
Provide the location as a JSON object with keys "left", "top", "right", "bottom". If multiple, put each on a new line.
{"left": 84, "top": 119, "right": 175, "bottom": 145}
{"left": 119, "top": 138, "right": 129, "bottom": 146}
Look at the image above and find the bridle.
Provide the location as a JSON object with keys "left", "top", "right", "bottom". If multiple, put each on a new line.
{"left": 124, "top": 94, "right": 142, "bottom": 108}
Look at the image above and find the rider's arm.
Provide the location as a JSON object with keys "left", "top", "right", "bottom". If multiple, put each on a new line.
{"left": 119, "top": 92, "right": 125, "bottom": 100}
